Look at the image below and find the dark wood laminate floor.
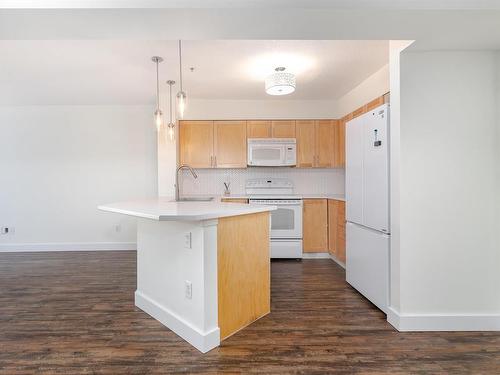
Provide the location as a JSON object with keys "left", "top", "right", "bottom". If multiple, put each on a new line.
{"left": 1, "top": 252, "right": 499, "bottom": 374}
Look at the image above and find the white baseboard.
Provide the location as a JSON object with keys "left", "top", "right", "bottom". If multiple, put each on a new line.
{"left": 135, "top": 290, "right": 220, "bottom": 353}
{"left": 301, "top": 253, "right": 346, "bottom": 269}
{"left": 302, "top": 252, "right": 331, "bottom": 259}
{"left": 387, "top": 307, "right": 500, "bottom": 331}
{"left": 329, "top": 254, "right": 346, "bottom": 269}
{"left": 0, "top": 242, "right": 136, "bottom": 252}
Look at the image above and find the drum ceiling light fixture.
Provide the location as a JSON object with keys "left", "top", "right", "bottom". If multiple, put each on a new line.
{"left": 265, "top": 67, "right": 296, "bottom": 96}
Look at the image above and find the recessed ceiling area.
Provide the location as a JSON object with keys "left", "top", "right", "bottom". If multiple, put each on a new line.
{"left": 0, "top": 40, "right": 389, "bottom": 105}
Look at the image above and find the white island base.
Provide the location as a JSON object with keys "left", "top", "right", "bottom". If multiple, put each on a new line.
{"left": 99, "top": 199, "right": 273, "bottom": 353}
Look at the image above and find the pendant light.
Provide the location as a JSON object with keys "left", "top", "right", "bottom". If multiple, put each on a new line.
{"left": 176, "top": 40, "right": 187, "bottom": 119}
{"left": 265, "top": 67, "right": 296, "bottom": 96}
{"left": 166, "top": 80, "right": 176, "bottom": 142}
{"left": 151, "top": 56, "right": 164, "bottom": 131}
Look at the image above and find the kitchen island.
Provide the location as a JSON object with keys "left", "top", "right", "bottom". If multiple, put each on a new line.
{"left": 98, "top": 198, "right": 275, "bottom": 353}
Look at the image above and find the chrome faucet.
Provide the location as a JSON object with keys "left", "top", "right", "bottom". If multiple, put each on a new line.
{"left": 175, "top": 165, "right": 198, "bottom": 201}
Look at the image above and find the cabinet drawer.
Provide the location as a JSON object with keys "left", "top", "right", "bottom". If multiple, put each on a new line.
{"left": 221, "top": 198, "right": 249, "bottom": 204}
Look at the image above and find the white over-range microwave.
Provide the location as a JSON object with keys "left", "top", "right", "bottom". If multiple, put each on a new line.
{"left": 247, "top": 138, "right": 296, "bottom": 167}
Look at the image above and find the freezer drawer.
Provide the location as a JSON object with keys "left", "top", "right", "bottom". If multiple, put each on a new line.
{"left": 346, "top": 222, "right": 389, "bottom": 313}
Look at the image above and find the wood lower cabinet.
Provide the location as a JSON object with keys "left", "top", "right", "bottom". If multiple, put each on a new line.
{"left": 247, "top": 121, "right": 271, "bottom": 138}
{"left": 328, "top": 199, "right": 346, "bottom": 263}
{"left": 214, "top": 121, "right": 247, "bottom": 168}
{"left": 271, "top": 120, "right": 296, "bottom": 138}
{"left": 303, "top": 199, "right": 328, "bottom": 252}
{"left": 179, "top": 120, "right": 214, "bottom": 168}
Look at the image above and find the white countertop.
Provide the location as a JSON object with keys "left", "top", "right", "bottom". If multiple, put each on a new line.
{"left": 98, "top": 198, "right": 276, "bottom": 221}
{"left": 220, "top": 194, "right": 346, "bottom": 201}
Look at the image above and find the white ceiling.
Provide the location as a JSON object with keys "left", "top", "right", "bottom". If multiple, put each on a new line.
{"left": 2, "top": 0, "right": 500, "bottom": 10}
{"left": 0, "top": 40, "right": 389, "bottom": 105}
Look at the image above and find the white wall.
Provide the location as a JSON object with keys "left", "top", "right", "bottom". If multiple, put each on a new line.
{"left": 388, "top": 40, "right": 414, "bottom": 313}
{"left": 182, "top": 99, "right": 337, "bottom": 120}
{"left": 0, "top": 105, "right": 157, "bottom": 250}
{"left": 394, "top": 50, "right": 500, "bottom": 322}
{"left": 335, "top": 64, "right": 390, "bottom": 118}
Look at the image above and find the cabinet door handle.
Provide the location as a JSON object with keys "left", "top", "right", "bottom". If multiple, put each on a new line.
{"left": 210, "top": 156, "right": 213, "bottom": 167}
{"left": 214, "top": 156, "right": 217, "bottom": 167}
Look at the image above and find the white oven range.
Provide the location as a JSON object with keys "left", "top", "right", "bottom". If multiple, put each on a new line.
{"left": 246, "top": 178, "right": 303, "bottom": 259}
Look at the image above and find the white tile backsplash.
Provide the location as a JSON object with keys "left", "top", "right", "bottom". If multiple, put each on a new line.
{"left": 181, "top": 167, "right": 345, "bottom": 196}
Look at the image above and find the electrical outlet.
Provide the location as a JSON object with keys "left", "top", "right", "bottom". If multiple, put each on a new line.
{"left": 1, "top": 227, "right": 14, "bottom": 235}
{"left": 184, "top": 232, "right": 192, "bottom": 249}
{"left": 185, "top": 281, "right": 192, "bottom": 299}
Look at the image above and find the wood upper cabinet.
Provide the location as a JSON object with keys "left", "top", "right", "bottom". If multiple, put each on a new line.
{"left": 352, "top": 105, "right": 366, "bottom": 119}
{"left": 179, "top": 120, "right": 247, "bottom": 168}
{"left": 179, "top": 120, "right": 214, "bottom": 168}
{"left": 296, "top": 120, "right": 339, "bottom": 168}
{"left": 179, "top": 116, "right": 348, "bottom": 170}
{"left": 296, "top": 120, "right": 316, "bottom": 168}
{"left": 366, "top": 96, "right": 385, "bottom": 111}
{"left": 316, "top": 120, "right": 336, "bottom": 168}
{"left": 328, "top": 199, "right": 346, "bottom": 263}
{"left": 334, "top": 120, "right": 345, "bottom": 167}
{"left": 303, "top": 199, "right": 328, "bottom": 252}
{"left": 247, "top": 121, "right": 271, "bottom": 138}
{"left": 214, "top": 121, "right": 247, "bottom": 168}
{"left": 271, "top": 120, "right": 296, "bottom": 138}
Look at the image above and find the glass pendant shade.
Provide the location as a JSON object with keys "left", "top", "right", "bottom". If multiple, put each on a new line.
{"left": 265, "top": 68, "right": 296, "bottom": 96}
{"left": 167, "top": 122, "right": 175, "bottom": 142}
{"left": 154, "top": 109, "right": 163, "bottom": 132}
{"left": 176, "top": 91, "right": 187, "bottom": 119}
{"left": 166, "top": 80, "right": 176, "bottom": 143}
{"left": 151, "top": 55, "right": 164, "bottom": 132}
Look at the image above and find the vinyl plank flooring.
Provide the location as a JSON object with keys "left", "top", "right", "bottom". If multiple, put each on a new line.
{"left": 1, "top": 251, "right": 499, "bottom": 374}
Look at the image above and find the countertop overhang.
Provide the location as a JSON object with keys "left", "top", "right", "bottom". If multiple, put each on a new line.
{"left": 98, "top": 198, "right": 276, "bottom": 221}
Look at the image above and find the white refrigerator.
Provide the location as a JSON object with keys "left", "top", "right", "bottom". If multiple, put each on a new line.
{"left": 345, "top": 103, "right": 390, "bottom": 314}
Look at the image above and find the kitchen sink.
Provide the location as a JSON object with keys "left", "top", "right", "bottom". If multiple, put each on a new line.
{"left": 176, "top": 197, "right": 214, "bottom": 202}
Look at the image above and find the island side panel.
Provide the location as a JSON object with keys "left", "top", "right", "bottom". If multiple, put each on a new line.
{"left": 135, "top": 218, "right": 219, "bottom": 353}
{"left": 217, "top": 211, "right": 271, "bottom": 340}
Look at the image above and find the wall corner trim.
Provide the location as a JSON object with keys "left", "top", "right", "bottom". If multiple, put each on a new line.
{"left": 0, "top": 242, "right": 137, "bottom": 252}
{"left": 135, "top": 290, "right": 220, "bottom": 353}
{"left": 387, "top": 307, "right": 500, "bottom": 331}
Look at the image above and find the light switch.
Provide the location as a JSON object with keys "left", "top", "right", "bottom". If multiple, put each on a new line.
{"left": 184, "top": 232, "right": 192, "bottom": 249}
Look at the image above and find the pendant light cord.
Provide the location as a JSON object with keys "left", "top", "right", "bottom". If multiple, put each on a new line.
{"left": 178, "top": 40, "right": 183, "bottom": 92}
{"left": 169, "top": 82, "right": 173, "bottom": 123}
{"left": 156, "top": 60, "right": 160, "bottom": 110}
